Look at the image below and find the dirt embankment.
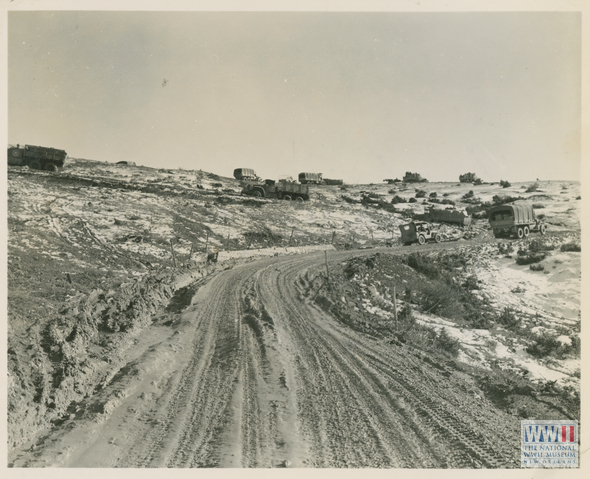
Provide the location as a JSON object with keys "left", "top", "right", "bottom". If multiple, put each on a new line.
{"left": 8, "top": 264, "right": 207, "bottom": 449}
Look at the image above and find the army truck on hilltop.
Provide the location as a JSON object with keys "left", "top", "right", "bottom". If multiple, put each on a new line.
{"left": 8, "top": 144, "right": 67, "bottom": 171}
{"left": 403, "top": 171, "right": 428, "bottom": 183}
{"left": 241, "top": 179, "right": 310, "bottom": 201}
{"left": 233, "top": 168, "right": 258, "bottom": 181}
{"left": 298, "top": 172, "right": 323, "bottom": 185}
{"left": 488, "top": 204, "right": 547, "bottom": 239}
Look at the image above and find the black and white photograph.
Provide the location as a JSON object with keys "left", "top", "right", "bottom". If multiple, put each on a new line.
{"left": 3, "top": 0, "right": 586, "bottom": 472}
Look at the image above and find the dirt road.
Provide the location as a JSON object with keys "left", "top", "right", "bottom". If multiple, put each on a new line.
{"left": 10, "top": 248, "right": 521, "bottom": 468}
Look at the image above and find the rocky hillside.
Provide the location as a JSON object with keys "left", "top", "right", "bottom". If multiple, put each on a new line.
{"left": 7, "top": 158, "right": 581, "bottom": 449}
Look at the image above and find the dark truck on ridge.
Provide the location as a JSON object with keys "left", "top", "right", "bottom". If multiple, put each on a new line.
{"left": 241, "top": 179, "right": 310, "bottom": 201}
{"left": 8, "top": 144, "right": 67, "bottom": 171}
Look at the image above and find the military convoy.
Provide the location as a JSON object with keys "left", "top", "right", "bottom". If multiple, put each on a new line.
{"left": 488, "top": 204, "right": 547, "bottom": 239}
{"left": 8, "top": 144, "right": 67, "bottom": 171}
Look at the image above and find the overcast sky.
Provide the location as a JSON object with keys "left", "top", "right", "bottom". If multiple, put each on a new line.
{"left": 8, "top": 10, "right": 581, "bottom": 183}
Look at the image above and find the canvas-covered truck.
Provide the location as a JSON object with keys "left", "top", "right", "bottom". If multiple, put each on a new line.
{"left": 241, "top": 179, "right": 310, "bottom": 201}
{"left": 8, "top": 144, "right": 67, "bottom": 171}
{"left": 399, "top": 221, "right": 442, "bottom": 245}
{"left": 424, "top": 206, "right": 472, "bottom": 226}
{"left": 233, "top": 168, "right": 258, "bottom": 180}
{"left": 488, "top": 204, "right": 547, "bottom": 239}
{"left": 298, "top": 172, "right": 323, "bottom": 184}
{"left": 403, "top": 171, "right": 428, "bottom": 183}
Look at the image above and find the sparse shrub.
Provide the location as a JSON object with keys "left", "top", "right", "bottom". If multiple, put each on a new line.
{"left": 429, "top": 192, "right": 437, "bottom": 198}
{"left": 211, "top": 182, "right": 223, "bottom": 188}
{"left": 500, "top": 180, "right": 511, "bottom": 188}
{"left": 528, "top": 238, "right": 555, "bottom": 253}
{"left": 440, "top": 198, "right": 456, "bottom": 205}
{"left": 443, "top": 193, "right": 449, "bottom": 197}
{"left": 492, "top": 194, "right": 522, "bottom": 205}
{"left": 516, "top": 252, "right": 546, "bottom": 265}
{"left": 341, "top": 195, "right": 359, "bottom": 204}
{"left": 434, "top": 328, "right": 461, "bottom": 357}
{"left": 415, "top": 189, "right": 427, "bottom": 198}
{"left": 497, "top": 307, "right": 520, "bottom": 329}
{"left": 525, "top": 183, "right": 539, "bottom": 193}
{"left": 526, "top": 332, "right": 580, "bottom": 359}
{"left": 530, "top": 263, "right": 544, "bottom": 271}
{"left": 560, "top": 242, "right": 581, "bottom": 252}
{"left": 532, "top": 203, "right": 545, "bottom": 209}
{"left": 473, "top": 178, "right": 483, "bottom": 185}
{"left": 406, "top": 253, "right": 441, "bottom": 279}
{"left": 576, "top": 195, "right": 581, "bottom": 200}
{"left": 409, "top": 197, "right": 417, "bottom": 203}
{"left": 463, "top": 274, "right": 480, "bottom": 290}
{"left": 498, "top": 242, "right": 514, "bottom": 255}
{"left": 462, "top": 190, "right": 474, "bottom": 200}
{"left": 391, "top": 195, "right": 407, "bottom": 204}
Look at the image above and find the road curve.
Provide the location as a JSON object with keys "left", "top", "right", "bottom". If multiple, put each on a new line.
{"left": 12, "top": 248, "right": 520, "bottom": 468}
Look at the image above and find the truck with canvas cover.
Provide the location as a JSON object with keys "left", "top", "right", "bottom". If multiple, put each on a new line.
{"left": 488, "top": 204, "right": 547, "bottom": 239}
{"left": 425, "top": 206, "right": 472, "bottom": 226}
{"left": 233, "top": 168, "right": 258, "bottom": 180}
{"left": 399, "top": 221, "right": 442, "bottom": 245}
{"left": 241, "top": 179, "right": 310, "bottom": 201}
{"left": 8, "top": 144, "right": 67, "bottom": 171}
{"left": 298, "top": 172, "right": 323, "bottom": 184}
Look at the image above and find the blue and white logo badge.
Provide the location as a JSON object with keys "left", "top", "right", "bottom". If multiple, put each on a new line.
{"left": 521, "top": 420, "right": 578, "bottom": 468}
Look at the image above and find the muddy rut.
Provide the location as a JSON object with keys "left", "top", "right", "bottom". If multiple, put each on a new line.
{"left": 10, "top": 250, "right": 520, "bottom": 468}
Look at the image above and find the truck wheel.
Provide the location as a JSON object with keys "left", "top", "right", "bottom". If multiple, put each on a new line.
{"left": 283, "top": 195, "right": 291, "bottom": 201}
{"left": 418, "top": 235, "right": 426, "bottom": 245}
{"left": 28, "top": 160, "right": 41, "bottom": 170}
{"left": 45, "top": 162, "right": 57, "bottom": 172}
{"left": 540, "top": 224, "right": 547, "bottom": 235}
{"left": 517, "top": 227, "right": 524, "bottom": 239}
{"left": 252, "top": 190, "right": 262, "bottom": 197}
{"left": 434, "top": 233, "right": 442, "bottom": 243}
{"left": 523, "top": 226, "right": 530, "bottom": 237}
{"left": 296, "top": 196, "right": 304, "bottom": 202}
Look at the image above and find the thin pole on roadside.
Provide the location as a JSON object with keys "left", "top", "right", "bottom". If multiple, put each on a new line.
{"left": 170, "top": 239, "right": 177, "bottom": 268}
{"left": 393, "top": 285, "right": 398, "bottom": 331}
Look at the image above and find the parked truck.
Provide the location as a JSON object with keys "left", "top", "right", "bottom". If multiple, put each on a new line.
{"left": 8, "top": 144, "right": 67, "bottom": 171}
{"left": 488, "top": 204, "right": 547, "bottom": 239}
{"left": 298, "top": 172, "right": 323, "bottom": 185}
{"left": 241, "top": 179, "right": 310, "bottom": 201}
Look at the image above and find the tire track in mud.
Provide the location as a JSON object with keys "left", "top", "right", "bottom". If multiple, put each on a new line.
{"left": 253, "top": 252, "right": 516, "bottom": 467}
{"left": 23, "top": 248, "right": 517, "bottom": 467}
